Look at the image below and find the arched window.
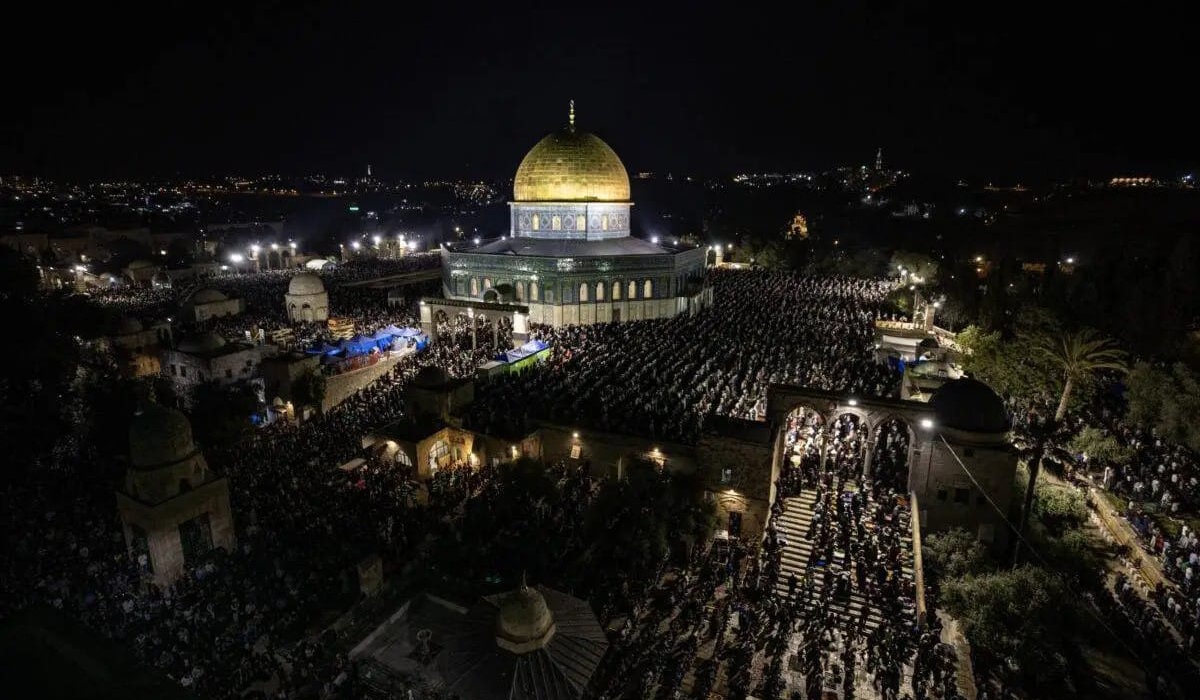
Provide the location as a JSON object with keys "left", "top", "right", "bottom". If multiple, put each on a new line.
{"left": 470, "top": 278, "right": 479, "bottom": 296}
{"left": 530, "top": 283, "right": 539, "bottom": 302}
{"left": 546, "top": 288, "right": 555, "bottom": 303}
{"left": 579, "top": 282, "right": 589, "bottom": 302}
{"left": 602, "top": 215, "right": 609, "bottom": 231}
{"left": 552, "top": 215, "right": 562, "bottom": 231}
{"left": 483, "top": 278, "right": 493, "bottom": 290}
{"left": 628, "top": 280, "right": 637, "bottom": 299}
{"left": 395, "top": 449, "right": 413, "bottom": 467}
{"left": 612, "top": 281, "right": 622, "bottom": 300}
{"left": 531, "top": 214, "right": 540, "bottom": 231}
{"left": 595, "top": 281, "right": 605, "bottom": 301}
{"left": 515, "top": 281, "right": 525, "bottom": 301}
{"left": 576, "top": 214, "right": 586, "bottom": 231}
{"left": 643, "top": 279, "right": 653, "bottom": 298}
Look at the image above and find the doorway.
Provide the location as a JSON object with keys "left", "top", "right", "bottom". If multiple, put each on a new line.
{"left": 727, "top": 511, "right": 743, "bottom": 539}
{"left": 611, "top": 307, "right": 621, "bottom": 323}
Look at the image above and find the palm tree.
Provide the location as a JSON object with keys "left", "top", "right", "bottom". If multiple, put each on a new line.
{"left": 1015, "top": 328, "right": 1126, "bottom": 565}
{"left": 1035, "top": 328, "right": 1127, "bottom": 423}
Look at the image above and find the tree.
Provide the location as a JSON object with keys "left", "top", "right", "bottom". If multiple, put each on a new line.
{"left": 889, "top": 250, "right": 938, "bottom": 284}
{"left": 292, "top": 369, "right": 327, "bottom": 411}
{"left": 922, "top": 528, "right": 993, "bottom": 581}
{"left": 1125, "top": 361, "right": 1200, "bottom": 453}
{"left": 1067, "top": 427, "right": 1132, "bottom": 467}
{"left": 1034, "top": 328, "right": 1127, "bottom": 423}
{"left": 941, "top": 565, "right": 1075, "bottom": 690}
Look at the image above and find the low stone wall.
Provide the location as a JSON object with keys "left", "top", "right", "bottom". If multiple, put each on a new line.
{"left": 321, "top": 350, "right": 413, "bottom": 411}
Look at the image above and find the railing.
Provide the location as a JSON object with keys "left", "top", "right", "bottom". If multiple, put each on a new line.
{"left": 910, "top": 490, "right": 927, "bottom": 629}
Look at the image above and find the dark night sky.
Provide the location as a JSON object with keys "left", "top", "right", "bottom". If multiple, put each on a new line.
{"left": 2, "top": 1, "right": 1195, "bottom": 180}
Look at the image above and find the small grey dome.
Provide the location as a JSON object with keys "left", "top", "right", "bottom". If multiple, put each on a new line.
{"left": 931, "top": 377, "right": 1008, "bottom": 433}
{"left": 288, "top": 272, "right": 325, "bottom": 296}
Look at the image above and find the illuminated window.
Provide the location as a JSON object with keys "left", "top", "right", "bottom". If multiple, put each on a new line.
{"left": 643, "top": 279, "right": 653, "bottom": 298}
{"left": 530, "top": 283, "right": 539, "bottom": 302}
{"left": 576, "top": 214, "right": 586, "bottom": 230}
{"left": 531, "top": 214, "right": 540, "bottom": 231}
{"left": 628, "top": 280, "right": 637, "bottom": 299}
{"left": 552, "top": 215, "right": 561, "bottom": 231}
{"left": 483, "top": 278, "right": 492, "bottom": 290}
{"left": 612, "top": 281, "right": 621, "bottom": 300}
{"left": 470, "top": 278, "right": 479, "bottom": 296}
{"left": 721, "top": 467, "right": 733, "bottom": 485}
{"left": 595, "top": 282, "right": 605, "bottom": 301}
{"left": 579, "top": 282, "right": 589, "bottom": 302}
{"left": 515, "top": 281, "right": 525, "bottom": 301}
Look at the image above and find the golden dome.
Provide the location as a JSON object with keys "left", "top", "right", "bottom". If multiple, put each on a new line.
{"left": 513, "top": 127, "right": 630, "bottom": 202}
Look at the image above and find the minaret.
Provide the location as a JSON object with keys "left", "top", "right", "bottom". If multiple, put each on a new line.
{"left": 367, "top": 163, "right": 373, "bottom": 178}
{"left": 568, "top": 100, "right": 575, "bottom": 132}
{"left": 875, "top": 147, "right": 884, "bottom": 171}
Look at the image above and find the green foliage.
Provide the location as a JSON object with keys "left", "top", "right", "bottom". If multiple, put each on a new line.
{"left": 1068, "top": 427, "right": 1132, "bottom": 466}
{"left": 1040, "top": 528, "right": 1103, "bottom": 591}
{"left": 922, "top": 528, "right": 993, "bottom": 581}
{"left": 889, "top": 250, "right": 939, "bottom": 284}
{"left": 1032, "top": 482, "right": 1089, "bottom": 535}
{"left": 292, "top": 369, "right": 327, "bottom": 410}
{"left": 1125, "top": 361, "right": 1200, "bottom": 453}
{"left": 942, "top": 565, "right": 1074, "bottom": 690}
{"left": 188, "top": 381, "right": 258, "bottom": 450}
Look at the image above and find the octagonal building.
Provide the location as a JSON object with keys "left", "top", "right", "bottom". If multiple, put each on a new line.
{"left": 437, "top": 103, "right": 709, "bottom": 330}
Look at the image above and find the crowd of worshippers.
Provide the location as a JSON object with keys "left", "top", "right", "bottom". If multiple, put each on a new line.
{"left": 592, "top": 478, "right": 960, "bottom": 698}
{"left": 89, "top": 255, "right": 440, "bottom": 337}
{"left": 466, "top": 270, "right": 899, "bottom": 444}
{"left": 0, "top": 339, "right": 500, "bottom": 699}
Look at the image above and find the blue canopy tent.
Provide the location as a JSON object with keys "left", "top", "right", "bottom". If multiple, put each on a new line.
{"left": 380, "top": 324, "right": 406, "bottom": 336}
{"left": 502, "top": 338, "right": 549, "bottom": 363}
{"left": 345, "top": 334, "right": 380, "bottom": 355}
{"left": 371, "top": 328, "right": 396, "bottom": 349}
{"left": 397, "top": 327, "right": 422, "bottom": 338}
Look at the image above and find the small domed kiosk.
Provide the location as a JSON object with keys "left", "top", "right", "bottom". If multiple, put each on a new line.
{"left": 115, "top": 400, "right": 236, "bottom": 587}
{"left": 285, "top": 272, "right": 329, "bottom": 322}
{"left": 352, "top": 576, "right": 608, "bottom": 700}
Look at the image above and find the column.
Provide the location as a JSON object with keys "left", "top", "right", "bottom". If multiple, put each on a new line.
{"left": 862, "top": 438, "right": 876, "bottom": 480}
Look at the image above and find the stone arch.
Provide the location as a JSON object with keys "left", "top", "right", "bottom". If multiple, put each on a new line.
{"left": 595, "top": 281, "right": 605, "bottom": 301}
{"left": 612, "top": 280, "right": 622, "bottom": 300}
{"left": 482, "top": 278, "right": 493, "bottom": 291}
{"left": 470, "top": 278, "right": 479, "bottom": 296}
{"left": 515, "top": 280, "right": 526, "bottom": 301}
{"left": 870, "top": 414, "right": 915, "bottom": 492}
{"left": 627, "top": 280, "right": 637, "bottom": 300}
{"left": 483, "top": 288, "right": 500, "bottom": 303}
{"left": 578, "top": 282, "right": 589, "bottom": 302}
{"left": 643, "top": 279, "right": 653, "bottom": 298}
{"left": 530, "top": 282, "right": 539, "bottom": 302}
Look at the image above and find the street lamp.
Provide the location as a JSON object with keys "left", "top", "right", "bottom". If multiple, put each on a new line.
{"left": 271, "top": 243, "right": 279, "bottom": 251}
{"left": 230, "top": 253, "right": 244, "bottom": 263}
{"left": 920, "top": 418, "right": 935, "bottom": 430}
{"left": 351, "top": 241, "right": 361, "bottom": 251}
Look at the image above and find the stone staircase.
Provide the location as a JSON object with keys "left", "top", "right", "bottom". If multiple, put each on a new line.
{"left": 769, "top": 487, "right": 916, "bottom": 634}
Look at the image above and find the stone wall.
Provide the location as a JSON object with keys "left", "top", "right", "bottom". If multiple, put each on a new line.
{"left": 695, "top": 432, "right": 775, "bottom": 542}
{"left": 322, "top": 351, "right": 410, "bottom": 411}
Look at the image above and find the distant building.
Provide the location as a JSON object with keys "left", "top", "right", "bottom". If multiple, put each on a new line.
{"left": 285, "top": 272, "right": 330, "bottom": 322}
{"left": 115, "top": 401, "right": 235, "bottom": 587}
{"left": 163, "top": 332, "right": 266, "bottom": 393}
{"left": 180, "top": 288, "right": 242, "bottom": 324}
{"left": 433, "top": 103, "right": 709, "bottom": 333}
